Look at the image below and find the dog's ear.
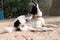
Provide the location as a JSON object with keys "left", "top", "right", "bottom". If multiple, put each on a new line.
{"left": 32, "top": 1, "right": 37, "bottom": 6}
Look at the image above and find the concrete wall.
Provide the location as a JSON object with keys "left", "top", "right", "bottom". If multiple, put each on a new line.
{"left": 38, "top": 0, "right": 60, "bottom": 16}
{"left": 37, "top": 0, "right": 53, "bottom": 16}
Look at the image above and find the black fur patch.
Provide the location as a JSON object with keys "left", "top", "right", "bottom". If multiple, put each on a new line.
{"left": 14, "top": 20, "right": 21, "bottom": 31}
{"left": 14, "top": 20, "right": 20, "bottom": 27}
{"left": 30, "top": 6, "right": 37, "bottom": 15}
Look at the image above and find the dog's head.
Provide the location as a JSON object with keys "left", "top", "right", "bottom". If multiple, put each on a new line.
{"left": 29, "top": 2, "right": 42, "bottom": 16}
{"left": 29, "top": 1, "right": 38, "bottom": 15}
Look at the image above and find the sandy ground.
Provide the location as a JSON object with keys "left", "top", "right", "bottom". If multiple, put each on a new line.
{"left": 0, "top": 16, "right": 60, "bottom": 40}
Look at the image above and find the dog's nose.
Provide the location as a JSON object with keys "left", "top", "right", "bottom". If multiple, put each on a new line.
{"left": 29, "top": 3, "right": 35, "bottom": 6}
{"left": 29, "top": 2, "right": 37, "bottom": 7}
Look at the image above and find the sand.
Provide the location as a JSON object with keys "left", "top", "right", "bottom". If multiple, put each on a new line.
{"left": 0, "top": 16, "right": 60, "bottom": 40}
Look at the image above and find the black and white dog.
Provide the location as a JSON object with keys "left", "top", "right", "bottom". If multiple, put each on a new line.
{"left": 13, "top": 2, "right": 57, "bottom": 32}
{"left": 0, "top": 2, "right": 57, "bottom": 33}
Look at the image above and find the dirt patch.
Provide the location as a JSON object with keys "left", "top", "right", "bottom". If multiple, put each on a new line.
{"left": 0, "top": 16, "right": 60, "bottom": 40}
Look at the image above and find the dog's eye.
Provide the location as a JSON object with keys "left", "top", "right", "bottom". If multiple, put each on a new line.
{"left": 21, "top": 25, "right": 24, "bottom": 27}
{"left": 26, "top": 19, "right": 28, "bottom": 22}
{"left": 26, "top": 19, "right": 30, "bottom": 22}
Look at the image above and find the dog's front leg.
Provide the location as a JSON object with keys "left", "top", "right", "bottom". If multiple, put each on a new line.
{"left": 43, "top": 24, "right": 57, "bottom": 28}
{"left": 42, "top": 20, "right": 57, "bottom": 28}
{"left": 40, "top": 18, "right": 57, "bottom": 28}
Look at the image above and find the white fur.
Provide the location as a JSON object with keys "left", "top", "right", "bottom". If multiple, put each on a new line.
{"left": 37, "top": 3, "right": 42, "bottom": 16}
{"left": 0, "top": 26, "right": 16, "bottom": 34}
